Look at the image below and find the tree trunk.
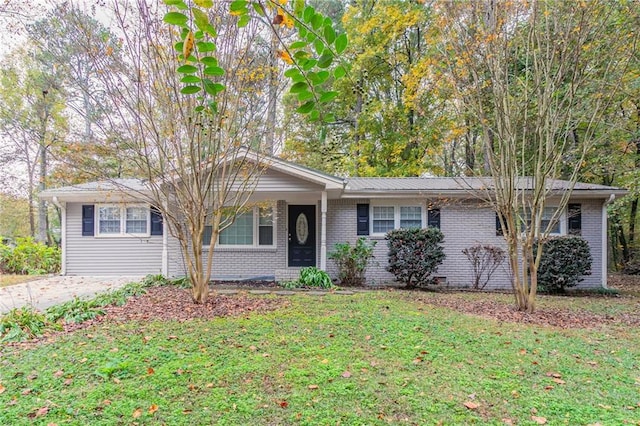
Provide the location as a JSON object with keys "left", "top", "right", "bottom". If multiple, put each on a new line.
{"left": 265, "top": 32, "right": 278, "bottom": 155}
{"left": 37, "top": 144, "right": 48, "bottom": 244}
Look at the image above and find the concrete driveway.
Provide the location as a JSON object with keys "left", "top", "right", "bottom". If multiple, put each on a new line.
{"left": 0, "top": 276, "right": 143, "bottom": 314}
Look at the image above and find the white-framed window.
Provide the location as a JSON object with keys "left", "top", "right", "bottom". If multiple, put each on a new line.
{"left": 96, "top": 204, "right": 150, "bottom": 237}
{"left": 521, "top": 206, "right": 564, "bottom": 235}
{"left": 371, "top": 204, "right": 424, "bottom": 235}
{"left": 204, "top": 205, "right": 275, "bottom": 248}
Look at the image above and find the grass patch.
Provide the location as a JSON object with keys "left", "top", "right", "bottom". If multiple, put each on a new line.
{"left": 0, "top": 274, "right": 38, "bottom": 288}
{"left": 1, "top": 292, "right": 639, "bottom": 425}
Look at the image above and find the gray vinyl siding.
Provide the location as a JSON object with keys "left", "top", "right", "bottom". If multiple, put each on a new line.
{"left": 237, "top": 169, "right": 325, "bottom": 192}
{"left": 325, "top": 198, "right": 606, "bottom": 290}
{"left": 65, "top": 203, "right": 163, "bottom": 275}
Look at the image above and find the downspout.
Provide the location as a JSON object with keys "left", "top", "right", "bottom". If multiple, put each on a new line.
{"left": 602, "top": 194, "right": 616, "bottom": 288}
{"left": 51, "top": 196, "right": 66, "bottom": 275}
{"left": 320, "top": 191, "right": 328, "bottom": 271}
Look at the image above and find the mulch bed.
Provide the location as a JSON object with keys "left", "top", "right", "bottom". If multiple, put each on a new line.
{"left": 5, "top": 276, "right": 640, "bottom": 349}
{"left": 411, "top": 293, "right": 640, "bottom": 329}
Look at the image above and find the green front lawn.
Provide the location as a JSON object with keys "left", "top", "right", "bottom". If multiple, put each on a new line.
{"left": 1, "top": 291, "right": 639, "bottom": 425}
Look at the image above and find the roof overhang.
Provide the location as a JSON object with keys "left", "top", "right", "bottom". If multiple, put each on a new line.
{"left": 341, "top": 188, "right": 629, "bottom": 200}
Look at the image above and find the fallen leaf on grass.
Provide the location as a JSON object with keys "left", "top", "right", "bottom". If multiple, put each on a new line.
{"left": 53, "top": 370, "right": 64, "bottom": 378}
{"left": 278, "top": 400, "right": 288, "bottom": 408}
{"left": 463, "top": 401, "right": 480, "bottom": 410}
{"left": 546, "top": 372, "right": 562, "bottom": 378}
{"left": 27, "top": 406, "right": 49, "bottom": 418}
{"left": 148, "top": 404, "right": 159, "bottom": 414}
{"left": 531, "top": 416, "right": 547, "bottom": 424}
{"left": 341, "top": 371, "right": 352, "bottom": 378}
{"left": 308, "top": 384, "right": 319, "bottom": 390}
{"left": 552, "top": 378, "right": 566, "bottom": 385}
{"left": 0, "top": 384, "right": 5, "bottom": 394}
{"left": 147, "top": 367, "right": 155, "bottom": 375}
{"left": 22, "top": 389, "right": 32, "bottom": 395}
{"left": 63, "top": 378, "right": 73, "bottom": 386}
{"left": 132, "top": 408, "right": 142, "bottom": 418}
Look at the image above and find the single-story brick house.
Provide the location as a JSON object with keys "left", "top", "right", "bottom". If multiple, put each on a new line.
{"left": 40, "top": 154, "right": 627, "bottom": 289}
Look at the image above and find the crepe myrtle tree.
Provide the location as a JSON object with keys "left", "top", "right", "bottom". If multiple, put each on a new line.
{"left": 437, "top": 0, "right": 638, "bottom": 312}
{"left": 87, "top": 0, "right": 347, "bottom": 303}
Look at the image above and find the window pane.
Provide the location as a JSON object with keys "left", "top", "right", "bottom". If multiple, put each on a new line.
{"left": 373, "top": 206, "right": 395, "bottom": 233}
{"left": 126, "top": 207, "right": 147, "bottom": 234}
{"left": 258, "top": 207, "right": 273, "bottom": 245}
{"left": 99, "top": 206, "right": 121, "bottom": 234}
{"left": 259, "top": 207, "right": 273, "bottom": 225}
{"left": 220, "top": 212, "right": 253, "bottom": 245}
{"left": 203, "top": 226, "right": 213, "bottom": 246}
{"left": 400, "top": 206, "right": 422, "bottom": 229}
{"left": 542, "top": 207, "right": 560, "bottom": 233}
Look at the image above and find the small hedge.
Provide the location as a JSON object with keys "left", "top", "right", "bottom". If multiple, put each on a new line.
{"left": 386, "top": 228, "right": 445, "bottom": 288}
{"left": 0, "top": 237, "right": 60, "bottom": 275}
{"left": 328, "top": 237, "right": 376, "bottom": 287}
{"left": 534, "top": 236, "right": 592, "bottom": 293}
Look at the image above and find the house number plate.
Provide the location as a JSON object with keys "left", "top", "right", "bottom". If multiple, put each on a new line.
{"left": 296, "top": 213, "right": 309, "bottom": 245}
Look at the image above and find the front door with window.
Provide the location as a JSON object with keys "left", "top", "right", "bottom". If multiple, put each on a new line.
{"left": 288, "top": 205, "right": 316, "bottom": 267}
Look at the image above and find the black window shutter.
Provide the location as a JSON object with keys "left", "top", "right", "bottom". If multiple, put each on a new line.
{"left": 356, "top": 203, "right": 369, "bottom": 236}
{"left": 82, "top": 205, "right": 94, "bottom": 236}
{"left": 568, "top": 203, "right": 582, "bottom": 235}
{"left": 496, "top": 213, "right": 503, "bottom": 236}
{"left": 428, "top": 208, "right": 441, "bottom": 229}
{"left": 150, "top": 207, "right": 163, "bottom": 236}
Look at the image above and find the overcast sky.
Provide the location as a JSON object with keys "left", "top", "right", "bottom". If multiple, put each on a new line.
{"left": 0, "top": 0, "right": 117, "bottom": 58}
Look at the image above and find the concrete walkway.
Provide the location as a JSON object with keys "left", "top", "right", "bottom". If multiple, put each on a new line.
{"left": 0, "top": 276, "right": 143, "bottom": 314}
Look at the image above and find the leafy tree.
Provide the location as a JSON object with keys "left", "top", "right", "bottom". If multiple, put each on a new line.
{"left": 85, "top": 0, "right": 346, "bottom": 304}
{"left": 0, "top": 193, "right": 31, "bottom": 239}
{"left": 27, "top": 3, "right": 136, "bottom": 186}
{"left": 436, "top": 0, "right": 639, "bottom": 312}
{"left": 0, "top": 51, "right": 68, "bottom": 242}
{"left": 283, "top": 0, "right": 447, "bottom": 177}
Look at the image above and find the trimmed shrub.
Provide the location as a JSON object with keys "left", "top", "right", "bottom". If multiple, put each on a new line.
{"left": 328, "top": 237, "right": 376, "bottom": 286}
{"left": 0, "top": 237, "right": 60, "bottom": 275}
{"left": 386, "top": 228, "right": 445, "bottom": 288}
{"left": 534, "top": 236, "right": 592, "bottom": 293}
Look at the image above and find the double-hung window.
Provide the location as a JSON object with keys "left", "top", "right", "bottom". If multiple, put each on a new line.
{"left": 372, "top": 206, "right": 395, "bottom": 234}
{"left": 372, "top": 204, "right": 423, "bottom": 235}
{"left": 97, "top": 205, "right": 150, "bottom": 236}
{"left": 521, "top": 206, "right": 563, "bottom": 235}
{"left": 205, "top": 205, "right": 275, "bottom": 247}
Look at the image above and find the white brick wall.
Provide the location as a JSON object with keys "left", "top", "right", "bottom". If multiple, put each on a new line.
{"left": 326, "top": 198, "right": 606, "bottom": 290}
